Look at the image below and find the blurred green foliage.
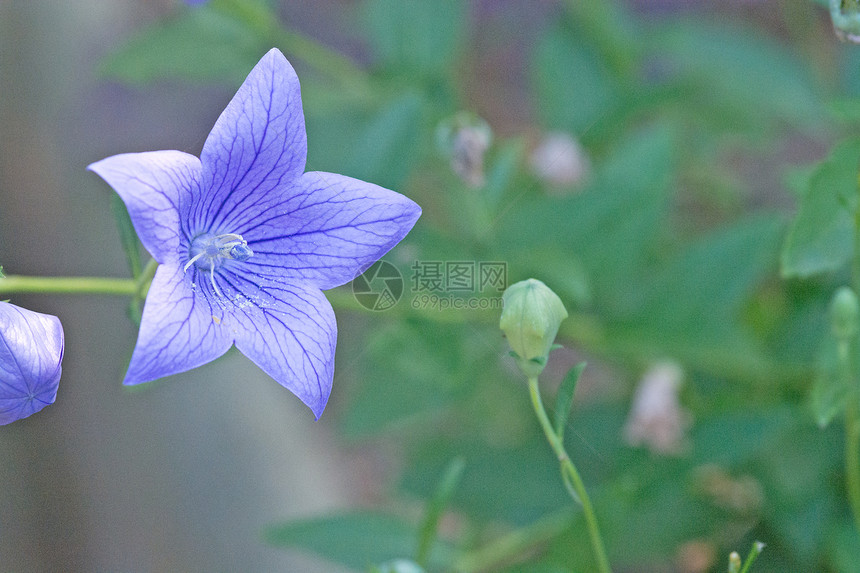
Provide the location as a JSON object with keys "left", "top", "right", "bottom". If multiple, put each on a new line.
{"left": 100, "top": 0, "right": 860, "bottom": 570}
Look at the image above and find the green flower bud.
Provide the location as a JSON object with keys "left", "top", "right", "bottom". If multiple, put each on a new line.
{"left": 831, "top": 286, "right": 860, "bottom": 341}
{"left": 499, "top": 278, "right": 568, "bottom": 378}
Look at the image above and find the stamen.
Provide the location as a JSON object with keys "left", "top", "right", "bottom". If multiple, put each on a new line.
{"left": 217, "top": 235, "right": 253, "bottom": 261}
{"left": 229, "top": 243, "right": 253, "bottom": 261}
{"left": 209, "top": 261, "right": 222, "bottom": 297}
{"left": 185, "top": 231, "right": 253, "bottom": 298}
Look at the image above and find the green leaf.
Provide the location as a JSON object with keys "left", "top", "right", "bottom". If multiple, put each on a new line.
{"left": 416, "top": 457, "right": 465, "bottom": 566}
{"left": 110, "top": 195, "right": 144, "bottom": 324}
{"left": 110, "top": 194, "right": 142, "bottom": 279}
{"left": 99, "top": 8, "right": 267, "bottom": 85}
{"left": 512, "top": 247, "right": 591, "bottom": 309}
{"left": 649, "top": 18, "right": 822, "bottom": 130}
{"left": 343, "top": 92, "right": 426, "bottom": 189}
{"left": 340, "top": 321, "right": 468, "bottom": 438}
{"left": 690, "top": 406, "right": 796, "bottom": 466}
{"left": 307, "top": 91, "right": 426, "bottom": 191}
{"left": 532, "top": 21, "right": 619, "bottom": 135}
{"left": 401, "top": 437, "right": 571, "bottom": 524}
{"left": 483, "top": 139, "right": 526, "bottom": 209}
{"left": 827, "top": 520, "right": 860, "bottom": 572}
{"left": 781, "top": 139, "right": 860, "bottom": 278}
{"left": 497, "top": 123, "right": 676, "bottom": 315}
{"left": 633, "top": 214, "right": 784, "bottom": 333}
{"left": 562, "top": 0, "right": 639, "bottom": 80}
{"left": 553, "top": 362, "right": 586, "bottom": 440}
{"left": 265, "top": 512, "right": 452, "bottom": 570}
{"left": 615, "top": 214, "right": 784, "bottom": 379}
{"left": 363, "top": 0, "right": 466, "bottom": 76}
{"left": 810, "top": 338, "right": 851, "bottom": 427}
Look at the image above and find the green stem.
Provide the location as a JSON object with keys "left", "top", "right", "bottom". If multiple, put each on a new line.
{"left": 415, "top": 457, "right": 465, "bottom": 568}
{"left": 847, "top": 390, "right": 860, "bottom": 536}
{"left": 452, "top": 510, "right": 574, "bottom": 573}
{"left": 0, "top": 258, "right": 158, "bottom": 298}
{"left": 527, "top": 377, "right": 612, "bottom": 573}
{"left": 0, "top": 265, "right": 813, "bottom": 388}
{"left": 0, "top": 275, "right": 139, "bottom": 296}
{"left": 137, "top": 259, "right": 158, "bottom": 297}
{"left": 849, "top": 188, "right": 860, "bottom": 538}
{"left": 737, "top": 541, "right": 765, "bottom": 573}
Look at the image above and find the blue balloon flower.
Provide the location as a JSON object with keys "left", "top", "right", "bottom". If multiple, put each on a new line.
{"left": 89, "top": 49, "right": 421, "bottom": 418}
{"left": 0, "top": 302, "right": 64, "bottom": 425}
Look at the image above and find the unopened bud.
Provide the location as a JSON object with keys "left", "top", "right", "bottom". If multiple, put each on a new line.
{"left": 436, "top": 111, "right": 492, "bottom": 187}
{"left": 529, "top": 131, "right": 590, "bottom": 190}
{"left": 831, "top": 0, "right": 860, "bottom": 43}
{"left": 728, "top": 551, "right": 741, "bottom": 573}
{"left": 830, "top": 286, "right": 859, "bottom": 341}
{"left": 372, "top": 559, "right": 425, "bottom": 573}
{"left": 499, "top": 279, "right": 568, "bottom": 378}
{"left": 623, "top": 361, "right": 690, "bottom": 455}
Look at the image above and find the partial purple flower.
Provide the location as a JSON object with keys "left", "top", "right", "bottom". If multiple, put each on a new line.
{"left": 0, "top": 302, "right": 64, "bottom": 425}
{"left": 89, "top": 48, "right": 421, "bottom": 418}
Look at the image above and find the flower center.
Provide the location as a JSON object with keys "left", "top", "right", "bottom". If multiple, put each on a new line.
{"left": 183, "top": 232, "right": 253, "bottom": 297}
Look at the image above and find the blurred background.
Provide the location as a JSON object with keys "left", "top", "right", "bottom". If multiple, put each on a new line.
{"left": 1, "top": 0, "right": 859, "bottom": 571}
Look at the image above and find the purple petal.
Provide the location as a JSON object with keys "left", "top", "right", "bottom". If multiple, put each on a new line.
{"left": 88, "top": 151, "right": 202, "bottom": 265}
{"left": 124, "top": 264, "right": 232, "bottom": 385}
{"left": 88, "top": 49, "right": 423, "bottom": 419}
{"left": 0, "top": 302, "right": 64, "bottom": 425}
{"left": 198, "top": 48, "right": 307, "bottom": 232}
{"left": 228, "top": 279, "right": 336, "bottom": 419}
{"left": 237, "top": 172, "right": 421, "bottom": 290}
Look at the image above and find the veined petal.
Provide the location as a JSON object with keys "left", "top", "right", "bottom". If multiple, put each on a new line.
{"left": 199, "top": 48, "right": 307, "bottom": 232}
{"left": 239, "top": 172, "right": 422, "bottom": 290}
{"left": 125, "top": 264, "right": 232, "bottom": 385}
{"left": 226, "top": 278, "right": 336, "bottom": 419}
{"left": 89, "top": 49, "right": 422, "bottom": 419}
{"left": 0, "top": 302, "right": 63, "bottom": 425}
{"left": 88, "top": 151, "right": 201, "bottom": 264}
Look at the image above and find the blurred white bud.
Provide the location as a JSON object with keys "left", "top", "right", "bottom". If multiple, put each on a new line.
{"left": 693, "top": 464, "right": 764, "bottom": 516}
{"left": 373, "top": 559, "right": 425, "bottom": 573}
{"left": 831, "top": 0, "right": 860, "bottom": 44}
{"left": 623, "top": 361, "right": 690, "bottom": 455}
{"left": 436, "top": 112, "right": 493, "bottom": 187}
{"left": 728, "top": 552, "right": 742, "bottom": 573}
{"left": 675, "top": 539, "right": 717, "bottom": 573}
{"left": 830, "top": 286, "right": 860, "bottom": 341}
{"left": 529, "top": 131, "right": 590, "bottom": 190}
